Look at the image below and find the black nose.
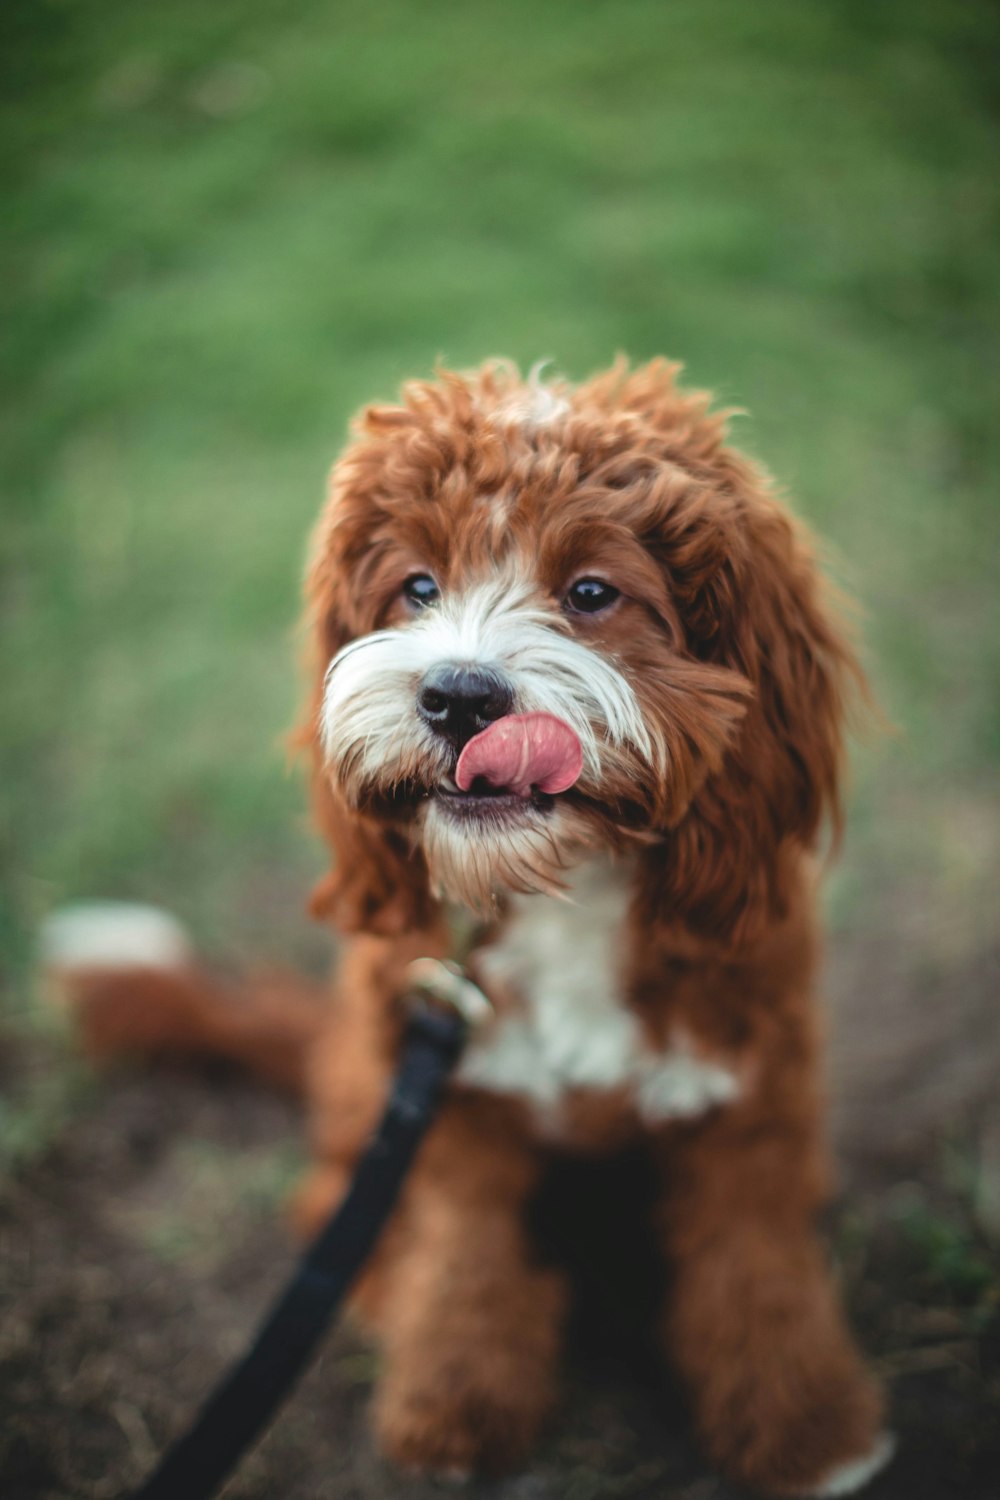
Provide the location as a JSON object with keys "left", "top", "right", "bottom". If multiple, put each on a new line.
{"left": 417, "top": 664, "right": 514, "bottom": 745}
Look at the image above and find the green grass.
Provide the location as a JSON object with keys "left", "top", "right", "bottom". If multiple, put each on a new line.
{"left": 3, "top": 0, "right": 999, "bottom": 1009}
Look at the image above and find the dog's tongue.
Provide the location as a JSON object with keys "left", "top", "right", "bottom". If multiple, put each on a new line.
{"left": 455, "top": 713, "right": 583, "bottom": 798}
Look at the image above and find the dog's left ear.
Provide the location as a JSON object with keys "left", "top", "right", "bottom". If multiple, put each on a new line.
{"left": 297, "top": 462, "right": 436, "bottom": 937}
{"left": 641, "top": 441, "right": 866, "bottom": 945}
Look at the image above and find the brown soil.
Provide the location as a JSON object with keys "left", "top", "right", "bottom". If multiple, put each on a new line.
{"left": 1, "top": 1048, "right": 998, "bottom": 1500}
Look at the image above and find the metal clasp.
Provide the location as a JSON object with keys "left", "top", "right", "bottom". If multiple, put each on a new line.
{"left": 404, "top": 957, "right": 493, "bottom": 1028}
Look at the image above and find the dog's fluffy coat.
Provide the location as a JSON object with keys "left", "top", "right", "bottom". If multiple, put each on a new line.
{"left": 53, "top": 359, "right": 892, "bottom": 1497}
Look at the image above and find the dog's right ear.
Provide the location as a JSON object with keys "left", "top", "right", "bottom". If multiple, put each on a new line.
{"left": 305, "top": 759, "right": 436, "bottom": 936}
{"left": 298, "top": 462, "right": 436, "bottom": 937}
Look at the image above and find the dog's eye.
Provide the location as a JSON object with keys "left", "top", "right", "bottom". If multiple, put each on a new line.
{"left": 565, "top": 578, "right": 620, "bottom": 614}
{"left": 403, "top": 574, "right": 440, "bottom": 609}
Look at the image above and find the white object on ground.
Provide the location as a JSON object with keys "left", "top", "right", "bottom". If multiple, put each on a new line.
{"left": 40, "top": 902, "right": 193, "bottom": 976}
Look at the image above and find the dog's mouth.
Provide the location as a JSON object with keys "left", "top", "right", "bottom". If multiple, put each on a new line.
{"left": 437, "top": 712, "right": 582, "bottom": 822}
{"left": 433, "top": 771, "right": 558, "bottom": 821}
{"left": 369, "top": 773, "right": 561, "bottom": 824}
{"left": 367, "top": 713, "right": 584, "bottom": 825}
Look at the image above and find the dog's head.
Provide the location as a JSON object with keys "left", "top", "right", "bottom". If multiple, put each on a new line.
{"left": 303, "top": 360, "right": 862, "bottom": 941}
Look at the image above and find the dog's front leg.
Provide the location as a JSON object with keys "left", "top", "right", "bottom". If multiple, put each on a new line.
{"left": 372, "top": 1095, "right": 567, "bottom": 1478}
{"left": 654, "top": 1104, "right": 890, "bottom": 1498}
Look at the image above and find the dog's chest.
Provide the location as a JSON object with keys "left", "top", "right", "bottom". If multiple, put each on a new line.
{"left": 457, "top": 859, "right": 740, "bottom": 1130}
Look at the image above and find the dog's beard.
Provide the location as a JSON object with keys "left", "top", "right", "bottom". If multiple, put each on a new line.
{"left": 420, "top": 796, "right": 599, "bottom": 910}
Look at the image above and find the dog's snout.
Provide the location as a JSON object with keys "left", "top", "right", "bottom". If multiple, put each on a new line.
{"left": 417, "top": 664, "right": 513, "bottom": 744}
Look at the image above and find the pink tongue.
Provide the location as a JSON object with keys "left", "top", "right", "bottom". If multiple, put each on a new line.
{"left": 455, "top": 713, "right": 583, "bottom": 798}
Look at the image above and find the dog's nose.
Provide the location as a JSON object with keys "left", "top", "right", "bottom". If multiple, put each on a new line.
{"left": 417, "top": 664, "right": 514, "bottom": 745}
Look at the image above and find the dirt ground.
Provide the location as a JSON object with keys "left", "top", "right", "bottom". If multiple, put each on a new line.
{"left": 1, "top": 1034, "right": 998, "bottom": 1500}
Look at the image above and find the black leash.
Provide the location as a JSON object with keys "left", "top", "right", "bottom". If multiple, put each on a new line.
{"left": 130, "top": 959, "right": 491, "bottom": 1500}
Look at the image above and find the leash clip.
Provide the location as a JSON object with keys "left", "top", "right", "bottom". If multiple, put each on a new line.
{"left": 404, "top": 957, "right": 493, "bottom": 1028}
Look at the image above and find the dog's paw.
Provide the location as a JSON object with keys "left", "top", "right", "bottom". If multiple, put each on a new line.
{"left": 721, "top": 1373, "right": 891, "bottom": 1498}
{"left": 374, "top": 1376, "right": 544, "bottom": 1478}
{"left": 805, "top": 1432, "right": 895, "bottom": 1498}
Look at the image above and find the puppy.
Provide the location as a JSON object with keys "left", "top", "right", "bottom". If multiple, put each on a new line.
{"left": 48, "top": 359, "right": 893, "bottom": 1497}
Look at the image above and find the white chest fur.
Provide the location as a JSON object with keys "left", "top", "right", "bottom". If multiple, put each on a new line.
{"left": 456, "top": 859, "right": 741, "bottom": 1128}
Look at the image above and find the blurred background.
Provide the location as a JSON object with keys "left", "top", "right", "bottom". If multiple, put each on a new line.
{"left": 2, "top": 2, "right": 998, "bottom": 1496}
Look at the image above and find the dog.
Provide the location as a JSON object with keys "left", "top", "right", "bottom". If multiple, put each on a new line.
{"left": 46, "top": 359, "right": 893, "bottom": 1496}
